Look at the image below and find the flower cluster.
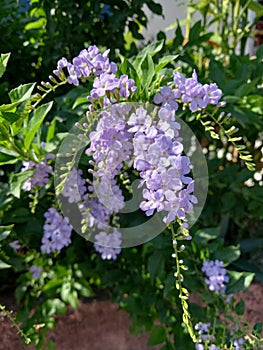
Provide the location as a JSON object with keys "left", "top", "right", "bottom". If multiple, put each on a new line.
{"left": 195, "top": 323, "right": 220, "bottom": 350}
{"left": 154, "top": 71, "right": 223, "bottom": 112}
{"left": 61, "top": 167, "right": 86, "bottom": 203}
{"left": 53, "top": 45, "right": 117, "bottom": 86}
{"left": 94, "top": 229, "right": 122, "bottom": 260}
{"left": 202, "top": 260, "right": 229, "bottom": 294}
{"left": 22, "top": 154, "right": 54, "bottom": 191}
{"left": 130, "top": 106, "right": 197, "bottom": 223}
{"left": 53, "top": 45, "right": 137, "bottom": 108}
{"left": 232, "top": 337, "right": 245, "bottom": 350}
{"left": 41, "top": 208, "right": 72, "bottom": 254}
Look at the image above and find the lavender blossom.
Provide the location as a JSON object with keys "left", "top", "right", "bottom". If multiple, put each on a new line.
{"left": 29, "top": 265, "right": 43, "bottom": 279}
{"left": 41, "top": 208, "right": 72, "bottom": 254}
{"left": 9, "top": 240, "right": 21, "bottom": 251}
{"left": 202, "top": 260, "right": 229, "bottom": 294}
{"left": 233, "top": 338, "right": 245, "bottom": 350}
{"left": 62, "top": 168, "right": 86, "bottom": 203}
{"left": 94, "top": 228, "right": 122, "bottom": 260}
{"left": 54, "top": 45, "right": 117, "bottom": 86}
{"left": 22, "top": 156, "right": 53, "bottom": 191}
{"left": 154, "top": 70, "right": 223, "bottom": 113}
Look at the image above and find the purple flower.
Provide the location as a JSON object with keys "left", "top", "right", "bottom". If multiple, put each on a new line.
{"left": 67, "top": 63, "right": 82, "bottom": 86}
{"left": 202, "top": 260, "right": 229, "bottom": 294}
{"left": 53, "top": 57, "right": 68, "bottom": 76}
{"left": 140, "top": 189, "right": 165, "bottom": 216}
{"left": 195, "top": 344, "right": 204, "bottom": 350}
{"left": 209, "top": 345, "right": 220, "bottom": 350}
{"left": 22, "top": 157, "right": 53, "bottom": 191}
{"left": 55, "top": 45, "right": 118, "bottom": 86}
{"left": 92, "top": 73, "right": 120, "bottom": 96}
{"left": 154, "top": 86, "right": 179, "bottom": 111}
{"left": 41, "top": 208, "right": 72, "bottom": 254}
{"left": 94, "top": 228, "right": 122, "bottom": 260}
{"left": 195, "top": 322, "right": 211, "bottom": 333}
{"left": 9, "top": 240, "right": 21, "bottom": 251}
{"left": 233, "top": 337, "right": 244, "bottom": 350}
{"left": 203, "top": 83, "right": 222, "bottom": 105}
{"left": 62, "top": 168, "right": 86, "bottom": 203}
{"left": 119, "top": 74, "right": 137, "bottom": 98}
{"left": 29, "top": 265, "right": 43, "bottom": 279}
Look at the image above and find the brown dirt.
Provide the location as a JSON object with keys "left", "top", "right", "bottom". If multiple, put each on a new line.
{"left": 0, "top": 283, "right": 262, "bottom": 350}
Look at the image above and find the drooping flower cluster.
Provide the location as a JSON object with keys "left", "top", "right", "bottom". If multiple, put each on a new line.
{"left": 154, "top": 71, "right": 223, "bottom": 112}
{"left": 130, "top": 106, "right": 197, "bottom": 223}
{"left": 84, "top": 104, "right": 196, "bottom": 230}
{"left": 94, "top": 229, "right": 122, "bottom": 260}
{"left": 53, "top": 45, "right": 137, "bottom": 108}
{"left": 202, "top": 260, "right": 229, "bottom": 294}
{"left": 53, "top": 45, "right": 117, "bottom": 86}
{"left": 61, "top": 167, "right": 86, "bottom": 203}
{"left": 195, "top": 323, "right": 220, "bottom": 350}
{"left": 22, "top": 154, "right": 54, "bottom": 191}
{"left": 41, "top": 208, "right": 72, "bottom": 254}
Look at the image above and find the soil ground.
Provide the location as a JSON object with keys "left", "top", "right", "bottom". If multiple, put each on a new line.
{"left": 0, "top": 282, "right": 262, "bottom": 350}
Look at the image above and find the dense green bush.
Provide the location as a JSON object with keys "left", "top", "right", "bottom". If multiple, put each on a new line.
{"left": 0, "top": 0, "right": 162, "bottom": 93}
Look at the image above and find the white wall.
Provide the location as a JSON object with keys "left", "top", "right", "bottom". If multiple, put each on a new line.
{"left": 142, "top": 0, "right": 255, "bottom": 54}
{"left": 142, "top": 1, "right": 187, "bottom": 42}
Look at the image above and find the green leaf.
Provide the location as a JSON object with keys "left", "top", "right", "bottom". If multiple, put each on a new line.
{"left": 60, "top": 281, "right": 71, "bottom": 302}
{"left": 235, "top": 298, "right": 245, "bottom": 316}
{"left": 147, "top": 1, "right": 163, "bottom": 15}
{"left": 46, "top": 117, "right": 58, "bottom": 142}
{"left": 163, "top": 271, "right": 176, "bottom": 297}
{"left": 193, "top": 227, "right": 221, "bottom": 244}
{"left": 0, "top": 82, "right": 36, "bottom": 112}
{"left": 187, "top": 20, "right": 202, "bottom": 44}
{"left": 148, "top": 250, "right": 165, "bottom": 281}
{"left": 0, "top": 153, "right": 17, "bottom": 165}
{"left": 0, "top": 53, "right": 11, "bottom": 78}
{"left": 67, "top": 290, "right": 79, "bottom": 308}
{"left": 132, "top": 40, "right": 164, "bottom": 72}
{"left": 212, "top": 245, "right": 240, "bottom": 265}
{"left": 226, "top": 271, "right": 255, "bottom": 294}
{"left": 256, "top": 44, "right": 263, "bottom": 60}
{"left": 253, "top": 323, "right": 263, "bottom": 335}
{"left": 9, "top": 83, "right": 36, "bottom": 103}
{"left": 155, "top": 55, "right": 179, "bottom": 73}
{"left": 0, "top": 112, "right": 21, "bottom": 124}
{"left": 147, "top": 325, "right": 166, "bottom": 346}
{"left": 0, "top": 145, "right": 20, "bottom": 157}
{"left": 10, "top": 170, "right": 33, "bottom": 198}
{"left": 248, "top": 1, "right": 263, "bottom": 17}
{"left": 24, "top": 101, "right": 53, "bottom": 150}
{"left": 24, "top": 17, "right": 47, "bottom": 31}
{"left": 141, "top": 54, "right": 155, "bottom": 92}
{"left": 42, "top": 279, "right": 63, "bottom": 292}
{"left": 240, "top": 238, "right": 263, "bottom": 253}
{"left": 0, "top": 260, "right": 11, "bottom": 269}
{"left": 173, "top": 23, "right": 184, "bottom": 47}
{"left": 0, "top": 225, "right": 13, "bottom": 241}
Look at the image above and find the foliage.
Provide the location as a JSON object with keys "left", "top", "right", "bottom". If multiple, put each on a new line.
{"left": 0, "top": 0, "right": 162, "bottom": 94}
